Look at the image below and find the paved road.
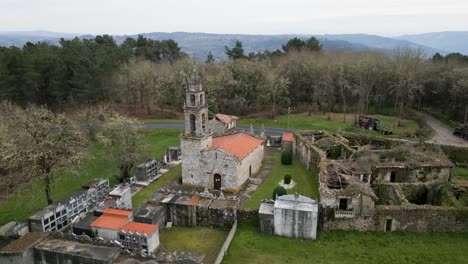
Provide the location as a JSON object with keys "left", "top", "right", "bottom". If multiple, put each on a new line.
{"left": 423, "top": 114, "right": 468, "bottom": 147}
{"left": 144, "top": 121, "right": 294, "bottom": 135}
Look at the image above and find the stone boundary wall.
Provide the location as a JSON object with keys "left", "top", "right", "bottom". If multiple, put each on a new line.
{"left": 214, "top": 220, "right": 238, "bottom": 264}
{"left": 237, "top": 208, "right": 258, "bottom": 224}
{"left": 375, "top": 205, "right": 468, "bottom": 232}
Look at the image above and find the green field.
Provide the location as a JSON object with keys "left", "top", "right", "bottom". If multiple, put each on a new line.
{"left": 243, "top": 152, "right": 319, "bottom": 209}
{"left": 159, "top": 226, "right": 228, "bottom": 264}
{"left": 453, "top": 166, "right": 468, "bottom": 180}
{"left": 240, "top": 113, "right": 420, "bottom": 139}
{"left": 0, "top": 129, "right": 180, "bottom": 226}
{"left": 222, "top": 223, "right": 468, "bottom": 264}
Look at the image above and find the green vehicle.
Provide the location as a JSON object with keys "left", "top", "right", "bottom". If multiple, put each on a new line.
{"left": 358, "top": 116, "right": 393, "bottom": 135}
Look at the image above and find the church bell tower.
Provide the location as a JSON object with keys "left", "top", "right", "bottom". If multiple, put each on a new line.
{"left": 184, "top": 68, "right": 209, "bottom": 137}
{"left": 181, "top": 68, "right": 212, "bottom": 187}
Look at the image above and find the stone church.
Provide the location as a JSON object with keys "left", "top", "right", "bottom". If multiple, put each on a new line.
{"left": 180, "top": 70, "right": 264, "bottom": 192}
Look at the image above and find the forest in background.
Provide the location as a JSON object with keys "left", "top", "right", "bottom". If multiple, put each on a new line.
{"left": 0, "top": 35, "right": 467, "bottom": 122}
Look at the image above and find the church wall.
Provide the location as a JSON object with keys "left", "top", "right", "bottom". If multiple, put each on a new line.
{"left": 236, "top": 145, "right": 265, "bottom": 189}
{"left": 200, "top": 149, "right": 238, "bottom": 190}
{"left": 209, "top": 120, "right": 227, "bottom": 135}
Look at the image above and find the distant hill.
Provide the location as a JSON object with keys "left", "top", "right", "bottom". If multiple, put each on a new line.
{"left": 115, "top": 32, "right": 375, "bottom": 60}
{"left": 395, "top": 31, "right": 468, "bottom": 55}
{"left": 321, "top": 34, "right": 444, "bottom": 56}
{"left": 0, "top": 30, "right": 454, "bottom": 60}
{"left": 0, "top": 30, "right": 77, "bottom": 47}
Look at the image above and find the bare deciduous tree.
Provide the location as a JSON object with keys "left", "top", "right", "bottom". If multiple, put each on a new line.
{"left": 0, "top": 105, "right": 88, "bottom": 205}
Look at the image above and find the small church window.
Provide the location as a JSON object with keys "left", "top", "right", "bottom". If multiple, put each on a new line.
{"left": 215, "top": 152, "right": 218, "bottom": 159}
{"left": 191, "top": 174, "right": 193, "bottom": 178}
{"left": 202, "top": 113, "right": 206, "bottom": 130}
{"left": 200, "top": 94, "right": 204, "bottom": 105}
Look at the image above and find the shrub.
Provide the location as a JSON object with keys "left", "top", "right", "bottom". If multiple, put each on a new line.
{"left": 272, "top": 186, "right": 287, "bottom": 200}
{"left": 284, "top": 174, "right": 292, "bottom": 184}
{"left": 281, "top": 151, "right": 292, "bottom": 165}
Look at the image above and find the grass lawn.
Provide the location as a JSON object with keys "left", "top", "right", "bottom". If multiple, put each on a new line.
{"left": 453, "top": 166, "right": 468, "bottom": 180}
{"left": 132, "top": 165, "right": 181, "bottom": 210}
{"left": 142, "top": 128, "right": 181, "bottom": 159}
{"left": 0, "top": 129, "right": 180, "bottom": 226}
{"left": 159, "top": 226, "right": 228, "bottom": 264}
{"left": 142, "top": 118, "right": 183, "bottom": 123}
{"left": 223, "top": 222, "right": 468, "bottom": 264}
{"left": 243, "top": 152, "right": 319, "bottom": 209}
{"left": 240, "top": 113, "right": 420, "bottom": 140}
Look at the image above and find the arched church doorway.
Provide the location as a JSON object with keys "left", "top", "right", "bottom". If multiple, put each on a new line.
{"left": 214, "top": 174, "right": 221, "bottom": 190}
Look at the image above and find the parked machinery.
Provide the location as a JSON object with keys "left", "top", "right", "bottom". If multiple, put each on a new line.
{"left": 358, "top": 116, "right": 393, "bottom": 135}
{"left": 453, "top": 124, "right": 468, "bottom": 140}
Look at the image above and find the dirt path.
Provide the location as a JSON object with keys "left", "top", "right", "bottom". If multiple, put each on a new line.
{"left": 423, "top": 114, "right": 468, "bottom": 147}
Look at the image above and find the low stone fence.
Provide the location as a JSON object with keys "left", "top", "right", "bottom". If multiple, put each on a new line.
{"left": 375, "top": 205, "right": 468, "bottom": 232}
{"left": 214, "top": 220, "right": 238, "bottom": 264}
{"left": 237, "top": 208, "right": 258, "bottom": 224}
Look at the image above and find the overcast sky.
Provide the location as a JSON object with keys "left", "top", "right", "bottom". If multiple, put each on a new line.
{"left": 1, "top": 0, "right": 467, "bottom": 36}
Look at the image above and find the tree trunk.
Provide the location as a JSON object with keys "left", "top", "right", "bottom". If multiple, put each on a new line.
{"left": 341, "top": 87, "right": 346, "bottom": 123}
{"left": 44, "top": 176, "right": 53, "bottom": 205}
{"left": 271, "top": 101, "right": 276, "bottom": 119}
{"left": 464, "top": 104, "right": 467, "bottom": 125}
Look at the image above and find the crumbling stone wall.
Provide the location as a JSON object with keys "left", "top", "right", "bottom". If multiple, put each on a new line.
{"left": 293, "top": 133, "right": 326, "bottom": 170}
{"left": 375, "top": 184, "right": 408, "bottom": 205}
{"left": 237, "top": 208, "right": 258, "bottom": 224}
{"left": 375, "top": 205, "right": 468, "bottom": 232}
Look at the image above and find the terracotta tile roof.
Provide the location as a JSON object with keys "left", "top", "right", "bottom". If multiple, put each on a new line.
{"left": 283, "top": 133, "right": 294, "bottom": 142}
{"left": 209, "top": 132, "right": 263, "bottom": 160}
{"left": 121, "top": 222, "right": 158, "bottom": 235}
{"left": 187, "top": 195, "right": 200, "bottom": 206}
{"left": 91, "top": 208, "right": 132, "bottom": 230}
{"left": 214, "top": 113, "right": 239, "bottom": 124}
{"left": 0, "top": 232, "right": 48, "bottom": 253}
{"left": 102, "top": 208, "right": 133, "bottom": 217}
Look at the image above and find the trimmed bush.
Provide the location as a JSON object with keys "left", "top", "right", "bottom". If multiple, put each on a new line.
{"left": 273, "top": 186, "right": 287, "bottom": 200}
{"left": 281, "top": 151, "right": 292, "bottom": 165}
{"left": 284, "top": 174, "right": 292, "bottom": 184}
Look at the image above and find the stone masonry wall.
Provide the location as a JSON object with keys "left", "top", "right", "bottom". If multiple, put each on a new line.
{"left": 375, "top": 205, "right": 468, "bottom": 232}
{"left": 236, "top": 144, "right": 264, "bottom": 190}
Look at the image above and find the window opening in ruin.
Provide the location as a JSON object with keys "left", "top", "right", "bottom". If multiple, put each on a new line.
{"left": 249, "top": 165, "right": 252, "bottom": 177}
{"left": 390, "top": 171, "right": 396, "bottom": 182}
{"left": 339, "top": 198, "right": 349, "bottom": 210}
{"left": 385, "top": 218, "right": 393, "bottom": 232}
{"left": 200, "top": 94, "right": 204, "bottom": 105}
{"left": 361, "top": 174, "right": 369, "bottom": 183}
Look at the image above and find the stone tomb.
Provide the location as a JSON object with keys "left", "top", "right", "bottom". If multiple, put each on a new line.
{"left": 259, "top": 194, "right": 319, "bottom": 240}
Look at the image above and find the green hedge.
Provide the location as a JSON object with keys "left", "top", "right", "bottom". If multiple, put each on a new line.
{"left": 281, "top": 151, "right": 292, "bottom": 165}
{"left": 273, "top": 186, "right": 287, "bottom": 200}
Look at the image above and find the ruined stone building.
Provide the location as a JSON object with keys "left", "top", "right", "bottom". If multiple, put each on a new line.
{"left": 181, "top": 70, "right": 264, "bottom": 192}
{"left": 293, "top": 131, "right": 468, "bottom": 233}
